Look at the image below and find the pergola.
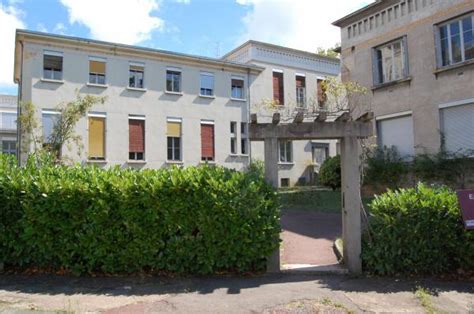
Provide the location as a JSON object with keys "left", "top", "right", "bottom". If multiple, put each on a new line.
{"left": 249, "top": 111, "right": 373, "bottom": 274}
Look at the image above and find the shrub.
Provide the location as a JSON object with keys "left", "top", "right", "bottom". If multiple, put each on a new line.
{"left": 362, "top": 183, "right": 473, "bottom": 275}
{"left": 0, "top": 154, "right": 280, "bottom": 275}
{"left": 319, "top": 155, "right": 341, "bottom": 190}
{"left": 363, "top": 147, "right": 409, "bottom": 189}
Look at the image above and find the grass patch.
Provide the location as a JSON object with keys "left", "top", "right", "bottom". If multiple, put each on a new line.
{"left": 280, "top": 189, "right": 373, "bottom": 213}
{"left": 414, "top": 286, "right": 436, "bottom": 314}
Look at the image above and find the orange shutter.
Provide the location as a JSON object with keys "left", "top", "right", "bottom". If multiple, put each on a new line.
{"left": 273, "top": 72, "right": 284, "bottom": 104}
{"left": 201, "top": 124, "right": 214, "bottom": 159}
{"left": 129, "top": 119, "right": 145, "bottom": 153}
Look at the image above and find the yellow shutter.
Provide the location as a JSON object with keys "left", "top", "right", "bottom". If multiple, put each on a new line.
{"left": 88, "top": 117, "right": 105, "bottom": 158}
{"left": 167, "top": 121, "right": 181, "bottom": 137}
{"left": 89, "top": 61, "right": 106, "bottom": 74}
{"left": 130, "top": 65, "right": 144, "bottom": 72}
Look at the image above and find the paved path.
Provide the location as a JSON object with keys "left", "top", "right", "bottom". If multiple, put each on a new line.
{"left": 281, "top": 209, "right": 341, "bottom": 266}
{"left": 0, "top": 274, "right": 472, "bottom": 313}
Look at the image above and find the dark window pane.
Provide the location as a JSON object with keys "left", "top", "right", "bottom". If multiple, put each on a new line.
{"left": 440, "top": 25, "right": 448, "bottom": 39}
{"left": 441, "top": 37, "right": 450, "bottom": 66}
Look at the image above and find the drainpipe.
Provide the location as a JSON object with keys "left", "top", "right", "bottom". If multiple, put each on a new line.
{"left": 16, "top": 40, "right": 24, "bottom": 166}
{"left": 247, "top": 68, "right": 252, "bottom": 165}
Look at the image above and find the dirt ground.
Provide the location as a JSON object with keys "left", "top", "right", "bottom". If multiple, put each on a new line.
{"left": 281, "top": 209, "right": 341, "bottom": 267}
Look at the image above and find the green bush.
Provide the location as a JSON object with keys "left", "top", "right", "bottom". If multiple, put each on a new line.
{"left": 0, "top": 154, "right": 280, "bottom": 275}
{"left": 364, "top": 147, "right": 409, "bottom": 189}
{"left": 362, "top": 183, "right": 473, "bottom": 275}
{"left": 319, "top": 155, "right": 341, "bottom": 190}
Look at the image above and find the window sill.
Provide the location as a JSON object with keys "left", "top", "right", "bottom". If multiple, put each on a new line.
{"left": 434, "top": 59, "right": 474, "bottom": 76}
{"left": 41, "top": 78, "right": 64, "bottom": 84}
{"left": 200, "top": 160, "right": 216, "bottom": 164}
{"left": 86, "top": 83, "right": 108, "bottom": 88}
{"left": 87, "top": 159, "right": 107, "bottom": 164}
{"left": 371, "top": 76, "right": 412, "bottom": 91}
{"left": 127, "top": 160, "right": 146, "bottom": 164}
{"left": 229, "top": 153, "right": 239, "bottom": 157}
{"left": 127, "top": 86, "right": 147, "bottom": 92}
{"left": 230, "top": 98, "right": 246, "bottom": 102}
{"left": 278, "top": 162, "right": 295, "bottom": 166}
{"left": 240, "top": 154, "right": 250, "bottom": 157}
{"left": 166, "top": 160, "right": 183, "bottom": 164}
{"left": 199, "top": 94, "right": 215, "bottom": 99}
{"left": 165, "top": 91, "right": 183, "bottom": 96}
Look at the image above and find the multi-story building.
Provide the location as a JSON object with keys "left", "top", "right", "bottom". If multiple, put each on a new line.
{"left": 14, "top": 31, "right": 341, "bottom": 187}
{"left": 223, "top": 41, "right": 340, "bottom": 186}
{"left": 14, "top": 30, "right": 263, "bottom": 170}
{"left": 333, "top": 0, "right": 474, "bottom": 157}
{"left": 0, "top": 94, "right": 17, "bottom": 156}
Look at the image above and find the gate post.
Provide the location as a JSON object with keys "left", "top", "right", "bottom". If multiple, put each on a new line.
{"left": 340, "top": 136, "right": 362, "bottom": 274}
{"left": 264, "top": 137, "right": 280, "bottom": 272}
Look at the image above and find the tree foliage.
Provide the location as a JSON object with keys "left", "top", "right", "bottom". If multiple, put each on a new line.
{"left": 319, "top": 155, "right": 341, "bottom": 190}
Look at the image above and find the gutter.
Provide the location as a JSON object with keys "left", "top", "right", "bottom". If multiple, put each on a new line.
{"left": 16, "top": 39, "right": 23, "bottom": 166}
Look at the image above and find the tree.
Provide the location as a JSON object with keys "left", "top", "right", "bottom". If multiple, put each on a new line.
{"left": 316, "top": 44, "right": 341, "bottom": 59}
{"left": 18, "top": 93, "right": 106, "bottom": 163}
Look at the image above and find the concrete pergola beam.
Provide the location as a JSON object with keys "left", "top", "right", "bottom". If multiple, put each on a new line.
{"left": 249, "top": 121, "right": 372, "bottom": 141}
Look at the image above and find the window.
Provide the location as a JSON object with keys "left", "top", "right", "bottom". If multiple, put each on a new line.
{"left": 272, "top": 71, "right": 284, "bottom": 105}
{"left": 240, "top": 122, "right": 248, "bottom": 155}
{"left": 129, "top": 62, "right": 145, "bottom": 88}
{"left": 41, "top": 111, "right": 60, "bottom": 144}
{"left": 43, "top": 51, "right": 63, "bottom": 80}
{"left": 166, "top": 69, "right": 182, "bottom": 93}
{"left": 373, "top": 37, "right": 408, "bottom": 85}
{"left": 1, "top": 140, "right": 16, "bottom": 156}
{"left": 230, "top": 121, "right": 237, "bottom": 154}
{"left": 88, "top": 114, "right": 106, "bottom": 160}
{"left": 0, "top": 112, "right": 17, "bottom": 130}
{"left": 317, "top": 79, "right": 327, "bottom": 107}
{"left": 440, "top": 103, "right": 474, "bottom": 154}
{"left": 201, "top": 121, "right": 215, "bottom": 161}
{"left": 280, "top": 178, "right": 290, "bottom": 187}
{"left": 231, "top": 77, "right": 244, "bottom": 99}
{"left": 437, "top": 14, "right": 473, "bottom": 67}
{"left": 167, "top": 118, "right": 182, "bottom": 161}
{"left": 200, "top": 72, "right": 214, "bottom": 96}
{"left": 295, "top": 75, "right": 306, "bottom": 107}
{"left": 279, "top": 140, "right": 293, "bottom": 163}
{"left": 89, "top": 57, "right": 106, "bottom": 85}
{"left": 376, "top": 114, "right": 414, "bottom": 157}
{"left": 129, "top": 116, "right": 145, "bottom": 161}
{"left": 312, "top": 143, "right": 329, "bottom": 165}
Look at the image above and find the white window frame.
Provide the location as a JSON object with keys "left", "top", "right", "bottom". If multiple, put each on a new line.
{"left": 231, "top": 76, "right": 245, "bottom": 100}
{"left": 0, "top": 111, "right": 17, "bottom": 130}
{"left": 129, "top": 62, "right": 145, "bottom": 89}
{"left": 295, "top": 74, "right": 306, "bottom": 107}
{"left": 43, "top": 50, "right": 63, "bottom": 81}
{"left": 279, "top": 140, "right": 293, "bottom": 163}
{"left": 436, "top": 13, "right": 474, "bottom": 67}
{"left": 88, "top": 56, "right": 107, "bottom": 85}
{"left": 372, "top": 37, "right": 409, "bottom": 85}
{"left": 240, "top": 122, "right": 248, "bottom": 155}
{"left": 166, "top": 67, "right": 182, "bottom": 93}
{"left": 200, "top": 72, "right": 214, "bottom": 97}
{"left": 167, "top": 117, "right": 182, "bottom": 162}
{"left": 1, "top": 140, "right": 16, "bottom": 156}
{"left": 230, "top": 121, "right": 237, "bottom": 155}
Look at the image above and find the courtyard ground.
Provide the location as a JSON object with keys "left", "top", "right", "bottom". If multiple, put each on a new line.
{"left": 0, "top": 273, "right": 472, "bottom": 313}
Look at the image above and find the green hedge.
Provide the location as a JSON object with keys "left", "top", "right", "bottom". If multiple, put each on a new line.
{"left": 362, "top": 183, "right": 474, "bottom": 275}
{"left": 0, "top": 155, "right": 280, "bottom": 275}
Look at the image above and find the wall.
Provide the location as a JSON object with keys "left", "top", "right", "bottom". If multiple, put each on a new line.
{"left": 20, "top": 41, "right": 255, "bottom": 170}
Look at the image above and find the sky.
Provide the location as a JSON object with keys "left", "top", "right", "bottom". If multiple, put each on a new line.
{"left": 0, "top": 0, "right": 370, "bottom": 95}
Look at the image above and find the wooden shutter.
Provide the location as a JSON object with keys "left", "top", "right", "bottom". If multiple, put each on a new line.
{"left": 88, "top": 117, "right": 105, "bottom": 158}
{"left": 295, "top": 76, "right": 305, "bottom": 88}
{"left": 129, "top": 119, "right": 145, "bottom": 153}
{"left": 201, "top": 124, "right": 214, "bottom": 159}
{"left": 273, "top": 72, "right": 284, "bottom": 104}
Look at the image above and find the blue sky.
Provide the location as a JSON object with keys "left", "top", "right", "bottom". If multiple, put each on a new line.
{"left": 0, "top": 0, "right": 369, "bottom": 95}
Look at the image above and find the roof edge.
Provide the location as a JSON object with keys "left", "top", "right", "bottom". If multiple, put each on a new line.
{"left": 332, "top": 0, "right": 390, "bottom": 27}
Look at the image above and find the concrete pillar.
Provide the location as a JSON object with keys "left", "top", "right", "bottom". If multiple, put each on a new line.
{"left": 264, "top": 137, "right": 280, "bottom": 272}
{"left": 340, "top": 136, "right": 362, "bottom": 274}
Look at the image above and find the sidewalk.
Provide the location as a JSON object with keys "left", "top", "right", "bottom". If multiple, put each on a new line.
{"left": 0, "top": 273, "right": 472, "bottom": 313}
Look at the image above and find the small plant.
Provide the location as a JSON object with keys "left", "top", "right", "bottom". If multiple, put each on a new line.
{"left": 414, "top": 286, "right": 436, "bottom": 314}
{"left": 319, "top": 155, "right": 341, "bottom": 191}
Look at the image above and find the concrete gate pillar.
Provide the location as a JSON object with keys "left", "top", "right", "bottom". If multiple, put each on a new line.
{"left": 340, "top": 136, "right": 362, "bottom": 274}
{"left": 264, "top": 137, "right": 281, "bottom": 272}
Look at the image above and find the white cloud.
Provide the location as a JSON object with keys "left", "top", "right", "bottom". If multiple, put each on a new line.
{"left": 59, "top": 0, "right": 164, "bottom": 45}
{"left": 53, "top": 22, "right": 66, "bottom": 34}
{"left": 172, "top": 0, "right": 190, "bottom": 4}
{"left": 0, "top": 3, "right": 25, "bottom": 91}
{"left": 237, "top": 0, "right": 371, "bottom": 52}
